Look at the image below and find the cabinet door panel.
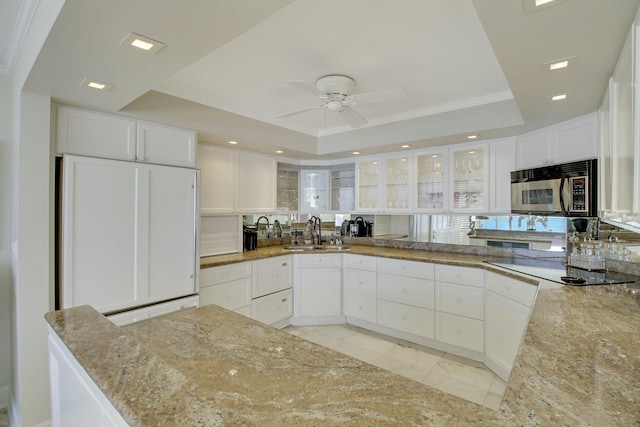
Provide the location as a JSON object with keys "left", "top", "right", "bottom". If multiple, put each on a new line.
{"left": 56, "top": 106, "right": 136, "bottom": 161}
{"left": 378, "top": 273, "right": 434, "bottom": 309}
{"left": 61, "top": 156, "right": 140, "bottom": 313}
{"left": 435, "top": 312, "right": 484, "bottom": 352}
{"left": 252, "top": 256, "right": 292, "bottom": 298}
{"left": 136, "top": 122, "right": 196, "bottom": 167}
{"left": 197, "top": 144, "right": 236, "bottom": 214}
{"left": 252, "top": 288, "right": 292, "bottom": 325}
{"left": 344, "top": 269, "right": 377, "bottom": 322}
{"left": 296, "top": 269, "right": 342, "bottom": 317}
{"left": 145, "top": 166, "right": 197, "bottom": 302}
{"left": 489, "top": 139, "right": 516, "bottom": 214}
{"left": 378, "top": 300, "right": 434, "bottom": 339}
{"left": 236, "top": 152, "right": 276, "bottom": 212}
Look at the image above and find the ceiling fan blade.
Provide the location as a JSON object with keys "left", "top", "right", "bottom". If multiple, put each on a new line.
{"left": 351, "top": 87, "right": 407, "bottom": 104}
{"left": 339, "top": 107, "right": 368, "bottom": 128}
{"left": 285, "top": 80, "right": 325, "bottom": 96}
{"left": 277, "top": 104, "right": 325, "bottom": 118}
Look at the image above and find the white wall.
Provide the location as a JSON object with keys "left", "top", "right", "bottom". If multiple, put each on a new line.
{"left": 0, "top": 74, "right": 12, "bottom": 409}
{"left": 8, "top": 1, "right": 65, "bottom": 426}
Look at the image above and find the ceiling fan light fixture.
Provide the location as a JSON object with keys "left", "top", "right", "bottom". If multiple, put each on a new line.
{"left": 326, "top": 99, "right": 343, "bottom": 112}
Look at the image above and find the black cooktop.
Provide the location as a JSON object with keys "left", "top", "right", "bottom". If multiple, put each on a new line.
{"left": 484, "top": 258, "right": 637, "bottom": 286}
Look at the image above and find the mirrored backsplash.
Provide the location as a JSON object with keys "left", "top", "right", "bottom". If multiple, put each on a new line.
{"left": 243, "top": 213, "right": 640, "bottom": 264}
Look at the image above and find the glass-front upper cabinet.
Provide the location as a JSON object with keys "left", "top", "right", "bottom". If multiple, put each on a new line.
{"left": 356, "top": 160, "right": 381, "bottom": 211}
{"left": 331, "top": 164, "right": 355, "bottom": 211}
{"left": 450, "top": 144, "right": 489, "bottom": 212}
{"left": 276, "top": 164, "right": 299, "bottom": 212}
{"left": 415, "top": 149, "right": 448, "bottom": 212}
{"left": 300, "top": 169, "right": 329, "bottom": 212}
{"left": 384, "top": 155, "right": 412, "bottom": 211}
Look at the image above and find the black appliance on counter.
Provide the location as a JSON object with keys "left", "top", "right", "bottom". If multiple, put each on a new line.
{"left": 243, "top": 225, "right": 257, "bottom": 251}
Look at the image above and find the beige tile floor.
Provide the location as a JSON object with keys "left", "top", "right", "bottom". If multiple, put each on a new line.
{"left": 284, "top": 324, "right": 506, "bottom": 410}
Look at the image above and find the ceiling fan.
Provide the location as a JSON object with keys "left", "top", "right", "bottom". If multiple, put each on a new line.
{"left": 277, "top": 75, "right": 406, "bottom": 128}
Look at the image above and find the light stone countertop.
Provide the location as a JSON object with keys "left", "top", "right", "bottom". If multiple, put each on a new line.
{"left": 45, "top": 247, "right": 640, "bottom": 426}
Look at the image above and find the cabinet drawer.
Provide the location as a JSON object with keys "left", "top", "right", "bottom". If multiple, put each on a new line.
{"left": 199, "top": 278, "right": 252, "bottom": 311}
{"left": 378, "top": 273, "right": 434, "bottom": 309}
{"left": 253, "top": 256, "right": 292, "bottom": 298}
{"left": 435, "top": 282, "right": 484, "bottom": 320}
{"left": 108, "top": 295, "right": 198, "bottom": 326}
{"left": 343, "top": 254, "right": 377, "bottom": 271}
{"left": 378, "top": 300, "right": 434, "bottom": 339}
{"left": 435, "top": 265, "right": 483, "bottom": 287}
{"left": 435, "top": 311, "right": 484, "bottom": 352}
{"left": 200, "top": 262, "right": 252, "bottom": 287}
{"left": 295, "top": 253, "right": 342, "bottom": 268}
{"left": 344, "top": 269, "right": 377, "bottom": 296}
{"left": 344, "top": 290, "right": 377, "bottom": 323}
{"left": 252, "top": 288, "right": 292, "bottom": 326}
{"left": 486, "top": 272, "right": 537, "bottom": 307}
{"left": 378, "top": 258, "right": 434, "bottom": 279}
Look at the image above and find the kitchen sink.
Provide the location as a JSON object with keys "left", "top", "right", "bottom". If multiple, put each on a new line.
{"left": 283, "top": 245, "right": 351, "bottom": 252}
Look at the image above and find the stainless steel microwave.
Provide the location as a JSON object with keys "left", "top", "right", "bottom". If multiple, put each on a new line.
{"left": 510, "top": 159, "right": 597, "bottom": 217}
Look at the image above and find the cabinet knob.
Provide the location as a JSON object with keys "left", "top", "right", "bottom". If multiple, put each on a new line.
{"left": 281, "top": 298, "right": 288, "bottom": 303}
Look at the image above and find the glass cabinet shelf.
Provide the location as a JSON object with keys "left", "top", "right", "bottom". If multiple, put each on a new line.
{"left": 331, "top": 167, "right": 355, "bottom": 211}
{"left": 276, "top": 165, "right": 299, "bottom": 211}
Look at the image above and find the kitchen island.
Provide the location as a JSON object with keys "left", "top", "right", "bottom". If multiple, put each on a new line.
{"left": 45, "top": 249, "right": 640, "bottom": 426}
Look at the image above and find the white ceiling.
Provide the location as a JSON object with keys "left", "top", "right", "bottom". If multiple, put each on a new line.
{"left": 5, "top": 0, "right": 640, "bottom": 160}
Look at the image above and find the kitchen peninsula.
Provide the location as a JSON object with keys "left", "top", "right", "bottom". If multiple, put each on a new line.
{"left": 45, "top": 247, "right": 640, "bottom": 426}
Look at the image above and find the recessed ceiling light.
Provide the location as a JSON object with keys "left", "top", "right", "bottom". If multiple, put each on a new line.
{"left": 467, "top": 135, "right": 478, "bottom": 140}
{"left": 352, "top": 151, "right": 360, "bottom": 155}
{"left": 81, "top": 78, "right": 114, "bottom": 91}
{"left": 431, "top": 155, "right": 439, "bottom": 158}
{"left": 551, "top": 93, "right": 568, "bottom": 101}
{"left": 121, "top": 32, "right": 165, "bottom": 54}
{"left": 523, "top": 0, "right": 568, "bottom": 14}
{"left": 543, "top": 56, "right": 576, "bottom": 72}
{"left": 275, "top": 150, "right": 284, "bottom": 154}
{"left": 401, "top": 144, "right": 411, "bottom": 148}
{"left": 228, "top": 141, "right": 238, "bottom": 145}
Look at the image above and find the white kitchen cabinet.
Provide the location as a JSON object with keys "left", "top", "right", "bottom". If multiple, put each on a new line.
{"left": 56, "top": 105, "right": 137, "bottom": 161}
{"left": 252, "top": 255, "right": 292, "bottom": 298}
{"left": 236, "top": 151, "right": 277, "bottom": 213}
{"left": 292, "top": 254, "right": 343, "bottom": 324}
{"left": 450, "top": 143, "right": 490, "bottom": 213}
{"left": 56, "top": 105, "right": 197, "bottom": 167}
{"left": 330, "top": 165, "right": 355, "bottom": 211}
{"left": 489, "top": 138, "right": 516, "bottom": 214}
{"left": 197, "top": 144, "right": 236, "bottom": 214}
{"left": 516, "top": 113, "right": 598, "bottom": 169}
{"left": 300, "top": 169, "right": 329, "bottom": 212}
{"left": 355, "top": 159, "right": 381, "bottom": 211}
{"left": 434, "top": 265, "right": 484, "bottom": 354}
{"left": 252, "top": 288, "right": 292, "bottom": 328}
{"left": 277, "top": 165, "right": 299, "bottom": 212}
{"left": 383, "top": 155, "right": 413, "bottom": 211}
{"left": 356, "top": 155, "right": 412, "bottom": 213}
{"left": 107, "top": 295, "right": 199, "bottom": 327}
{"left": 415, "top": 148, "right": 448, "bottom": 212}
{"left": 343, "top": 254, "right": 377, "bottom": 323}
{"left": 484, "top": 271, "right": 537, "bottom": 381}
{"left": 415, "top": 143, "right": 489, "bottom": 214}
{"left": 199, "top": 262, "right": 252, "bottom": 314}
{"left": 61, "top": 155, "right": 198, "bottom": 314}
{"left": 377, "top": 258, "right": 435, "bottom": 339}
{"left": 136, "top": 121, "right": 196, "bottom": 167}
{"left": 343, "top": 267, "right": 377, "bottom": 323}
{"left": 48, "top": 332, "right": 128, "bottom": 426}
{"left": 198, "top": 145, "right": 277, "bottom": 214}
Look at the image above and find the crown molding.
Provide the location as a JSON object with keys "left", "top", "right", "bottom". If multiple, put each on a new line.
{"left": 0, "top": 0, "right": 40, "bottom": 76}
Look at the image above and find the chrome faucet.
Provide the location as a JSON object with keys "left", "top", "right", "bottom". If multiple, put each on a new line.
{"left": 310, "top": 216, "right": 322, "bottom": 245}
{"left": 255, "top": 216, "right": 270, "bottom": 237}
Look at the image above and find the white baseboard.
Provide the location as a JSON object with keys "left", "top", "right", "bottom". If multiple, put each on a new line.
{"left": 0, "top": 385, "right": 7, "bottom": 409}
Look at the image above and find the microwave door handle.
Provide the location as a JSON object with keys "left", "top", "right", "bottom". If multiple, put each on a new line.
{"left": 559, "top": 176, "right": 569, "bottom": 216}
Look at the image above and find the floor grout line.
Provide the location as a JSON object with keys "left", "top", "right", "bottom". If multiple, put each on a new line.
{"left": 284, "top": 324, "right": 504, "bottom": 410}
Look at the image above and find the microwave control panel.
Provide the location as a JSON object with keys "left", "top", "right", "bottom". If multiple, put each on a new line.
{"left": 569, "top": 176, "right": 588, "bottom": 212}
